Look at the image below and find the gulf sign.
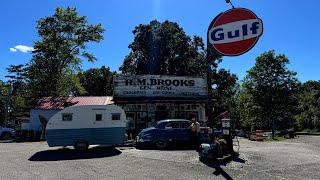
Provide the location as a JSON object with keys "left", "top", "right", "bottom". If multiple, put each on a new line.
{"left": 208, "top": 8, "right": 263, "bottom": 56}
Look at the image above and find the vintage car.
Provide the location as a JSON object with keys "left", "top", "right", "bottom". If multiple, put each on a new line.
{"left": 136, "top": 119, "right": 194, "bottom": 149}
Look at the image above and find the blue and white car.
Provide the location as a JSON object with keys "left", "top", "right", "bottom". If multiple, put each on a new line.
{"left": 0, "top": 126, "right": 16, "bottom": 140}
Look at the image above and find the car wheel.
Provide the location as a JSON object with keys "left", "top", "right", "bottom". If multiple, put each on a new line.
{"left": 74, "top": 141, "right": 89, "bottom": 151}
{"left": 1, "top": 132, "right": 12, "bottom": 140}
{"left": 155, "top": 140, "right": 167, "bottom": 149}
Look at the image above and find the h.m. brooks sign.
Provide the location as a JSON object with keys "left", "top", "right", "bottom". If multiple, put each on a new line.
{"left": 113, "top": 75, "right": 208, "bottom": 100}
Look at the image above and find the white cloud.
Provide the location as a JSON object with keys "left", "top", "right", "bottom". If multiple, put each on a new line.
{"left": 9, "top": 45, "right": 34, "bottom": 53}
{"left": 9, "top": 48, "right": 17, "bottom": 52}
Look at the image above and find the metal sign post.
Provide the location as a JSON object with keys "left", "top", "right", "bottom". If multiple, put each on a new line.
{"left": 206, "top": 1, "right": 264, "bottom": 155}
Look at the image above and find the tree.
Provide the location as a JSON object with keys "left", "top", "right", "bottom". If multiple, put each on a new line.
{"left": 78, "top": 66, "right": 115, "bottom": 96}
{"left": 5, "top": 64, "right": 30, "bottom": 119}
{"left": 295, "top": 81, "right": 320, "bottom": 130}
{"left": 211, "top": 69, "right": 238, "bottom": 122}
{"left": 239, "top": 50, "right": 299, "bottom": 137}
{"left": 120, "top": 20, "right": 208, "bottom": 76}
{"left": 0, "top": 80, "right": 8, "bottom": 125}
{"left": 28, "top": 7, "right": 105, "bottom": 97}
{"left": 120, "top": 20, "right": 238, "bottom": 126}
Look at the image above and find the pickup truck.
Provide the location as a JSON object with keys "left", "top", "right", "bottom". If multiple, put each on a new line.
{"left": 0, "top": 127, "right": 16, "bottom": 140}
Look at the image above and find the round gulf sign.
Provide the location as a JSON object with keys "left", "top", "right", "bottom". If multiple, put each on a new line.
{"left": 208, "top": 8, "right": 263, "bottom": 56}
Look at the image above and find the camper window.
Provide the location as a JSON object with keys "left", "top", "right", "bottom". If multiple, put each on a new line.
{"left": 96, "top": 114, "right": 102, "bottom": 121}
{"left": 62, "top": 113, "right": 73, "bottom": 121}
{"left": 112, "top": 113, "right": 121, "bottom": 121}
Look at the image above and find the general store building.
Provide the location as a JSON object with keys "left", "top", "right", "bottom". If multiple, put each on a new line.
{"left": 113, "top": 75, "right": 208, "bottom": 136}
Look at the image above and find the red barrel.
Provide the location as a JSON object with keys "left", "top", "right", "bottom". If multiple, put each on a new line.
{"left": 256, "top": 130, "right": 264, "bottom": 142}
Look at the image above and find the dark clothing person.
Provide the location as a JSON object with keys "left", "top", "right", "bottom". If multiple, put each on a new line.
{"left": 189, "top": 119, "right": 200, "bottom": 149}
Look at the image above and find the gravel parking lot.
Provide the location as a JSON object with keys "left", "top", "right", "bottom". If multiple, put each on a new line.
{"left": 0, "top": 136, "right": 319, "bottom": 180}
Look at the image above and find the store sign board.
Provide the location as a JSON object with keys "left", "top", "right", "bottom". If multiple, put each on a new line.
{"left": 113, "top": 75, "right": 207, "bottom": 99}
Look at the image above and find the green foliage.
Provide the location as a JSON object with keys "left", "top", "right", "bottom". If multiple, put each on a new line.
{"left": 120, "top": 20, "right": 238, "bottom": 125}
{"left": 238, "top": 50, "right": 299, "bottom": 130}
{"left": 28, "top": 7, "right": 105, "bottom": 97}
{"left": 212, "top": 69, "right": 238, "bottom": 120}
{"left": 78, "top": 66, "right": 115, "bottom": 96}
{"left": 0, "top": 81, "right": 8, "bottom": 125}
{"left": 5, "top": 65, "right": 31, "bottom": 120}
{"left": 120, "top": 20, "right": 208, "bottom": 76}
{"left": 295, "top": 81, "right": 320, "bottom": 130}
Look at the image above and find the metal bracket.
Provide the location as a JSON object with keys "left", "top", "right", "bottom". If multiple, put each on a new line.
{"left": 225, "top": 0, "right": 235, "bottom": 9}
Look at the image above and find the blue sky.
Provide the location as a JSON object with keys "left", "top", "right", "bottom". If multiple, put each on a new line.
{"left": 1, "top": 0, "right": 319, "bottom": 82}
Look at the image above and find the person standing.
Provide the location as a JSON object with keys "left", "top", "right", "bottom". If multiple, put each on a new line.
{"left": 190, "top": 118, "right": 200, "bottom": 149}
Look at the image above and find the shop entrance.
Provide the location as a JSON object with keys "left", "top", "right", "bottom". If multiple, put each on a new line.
{"left": 125, "top": 111, "right": 149, "bottom": 139}
{"left": 155, "top": 111, "right": 170, "bottom": 121}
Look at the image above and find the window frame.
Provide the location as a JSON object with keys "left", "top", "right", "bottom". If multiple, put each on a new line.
{"left": 111, "top": 113, "right": 121, "bottom": 121}
{"left": 165, "top": 122, "right": 180, "bottom": 129}
{"left": 96, "top": 114, "right": 103, "bottom": 121}
{"left": 179, "top": 122, "right": 190, "bottom": 129}
{"left": 62, "top": 113, "right": 73, "bottom": 121}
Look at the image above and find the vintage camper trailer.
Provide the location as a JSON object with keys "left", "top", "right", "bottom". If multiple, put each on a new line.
{"left": 46, "top": 105, "right": 127, "bottom": 150}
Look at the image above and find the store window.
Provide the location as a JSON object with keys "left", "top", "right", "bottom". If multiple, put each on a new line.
{"left": 155, "top": 111, "right": 170, "bottom": 121}
{"left": 187, "top": 112, "right": 198, "bottom": 121}
{"left": 175, "top": 112, "right": 186, "bottom": 119}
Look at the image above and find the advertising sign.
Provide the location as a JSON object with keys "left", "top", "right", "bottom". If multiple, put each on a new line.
{"left": 208, "top": 8, "right": 263, "bottom": 56}
{"left": 113, "top": 75, "right": 207, "bottom": 100}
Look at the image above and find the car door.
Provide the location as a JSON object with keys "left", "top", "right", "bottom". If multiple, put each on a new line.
{"left": 179, "top": 122, "right": 193, "bottom": 143}
{"left": 164, "top": 122, "right": 180, "bottom": 142}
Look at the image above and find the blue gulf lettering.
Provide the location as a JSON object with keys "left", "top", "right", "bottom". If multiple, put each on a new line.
{"left": 250, "top": 22, "right": 260, "bottom": 34}
{"left": 211, "top": 28, "right": 224, "bottom": 41}
{"left": 242, "top": 24, "right": 248, "bottom": 36}
{"left": 227, "top": 30, "right": 240, "bottom": 39}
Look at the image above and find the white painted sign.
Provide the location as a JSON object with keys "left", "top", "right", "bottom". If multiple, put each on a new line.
{"left": 222, "top": 119, "right": 231, "bottom": 128}
{"left": 113, "top": 75, "right": 207, "bottom": 99}
{"left": 223, "top": 129, "right": 230, "bottom": 135}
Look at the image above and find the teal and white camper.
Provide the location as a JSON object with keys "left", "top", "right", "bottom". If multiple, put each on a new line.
{"left": 46, "top": 105, "right": 127, "bottom": 150}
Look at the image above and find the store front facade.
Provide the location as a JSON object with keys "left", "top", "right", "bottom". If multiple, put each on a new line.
{"left": 113, "top": 75, "right": 208, "bottom": 137}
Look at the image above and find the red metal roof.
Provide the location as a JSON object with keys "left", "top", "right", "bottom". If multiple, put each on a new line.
{"left": 34, "top": 96, "right": 113, "bottom": 110}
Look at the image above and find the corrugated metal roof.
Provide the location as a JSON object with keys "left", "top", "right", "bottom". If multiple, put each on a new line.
{"left": 34, "top": 96, "right": 113, "bottom": 110}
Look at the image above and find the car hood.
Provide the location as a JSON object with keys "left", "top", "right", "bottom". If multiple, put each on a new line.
{"left": 140, "top": 127, "right": 156, "bottom": 134}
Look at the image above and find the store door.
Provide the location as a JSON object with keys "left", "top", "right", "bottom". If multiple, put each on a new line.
{"left": 155, "top": 111, "right": 170, "bottom": 121}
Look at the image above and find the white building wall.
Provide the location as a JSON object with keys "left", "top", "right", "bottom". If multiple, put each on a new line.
{"left": 29, "top": 109, "right": 60, "bottom": 132}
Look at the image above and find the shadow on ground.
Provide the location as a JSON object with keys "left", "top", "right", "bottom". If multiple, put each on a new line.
{"left": 28, "top": 146, "right": 122, "bottom": 161}
{"left": 136, "top": 143, "right": 196, "bottom": 151}
{"left": 200, "top": 154, "right": 246, "bottom": 180}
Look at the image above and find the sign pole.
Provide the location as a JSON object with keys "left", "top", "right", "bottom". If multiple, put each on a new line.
{"left": 207, "top": 4, "right": 263, "bottom": 155}
{"left": 206, "top": 46, "right": 213, "bottom": 129}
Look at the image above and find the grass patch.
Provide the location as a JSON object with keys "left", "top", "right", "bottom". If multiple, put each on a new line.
{"left": 301, "top": 129, "right": 320, "bottom": 134}
{"left": 248, "top": 135, "right": 287, "bottom": 142}
{"left": 270, "top": 136, "right": 286, "bottom": 141}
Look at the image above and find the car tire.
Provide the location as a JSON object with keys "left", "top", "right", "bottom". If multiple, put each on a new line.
{"left": 1, "top": 132, "right": 12, "bottom": 140}
{"left": 74, "top": 141, "right": 89, "bottom": 151}
{"left": 155, "top": 140, "right": 167, "bottom": 149}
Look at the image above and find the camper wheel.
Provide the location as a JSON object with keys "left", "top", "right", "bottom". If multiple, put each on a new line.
{"left": 74, "top": 141, "right": 89, "bottom": 151}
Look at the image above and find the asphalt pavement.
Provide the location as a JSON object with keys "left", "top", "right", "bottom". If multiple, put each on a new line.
{"left": 0, "top": 136, "right": 319, "bottom": 180}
